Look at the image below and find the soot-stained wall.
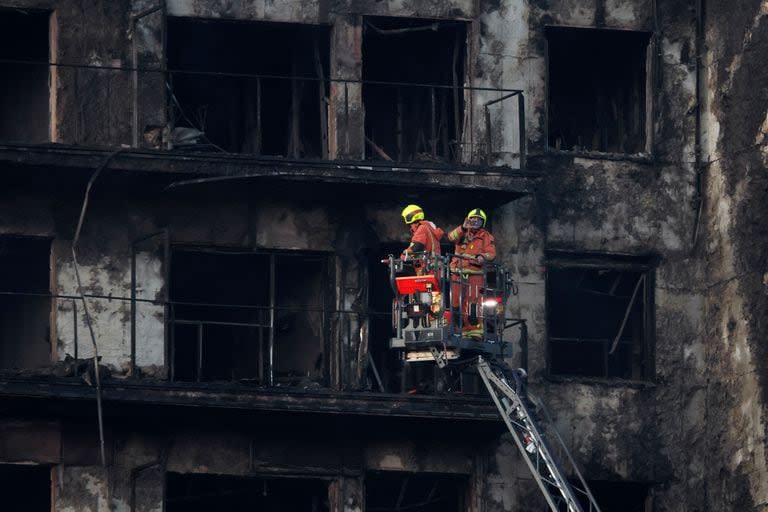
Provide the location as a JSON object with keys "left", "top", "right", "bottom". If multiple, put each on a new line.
{"left": 0, "top": 176, "right": 472, "bottom": 387}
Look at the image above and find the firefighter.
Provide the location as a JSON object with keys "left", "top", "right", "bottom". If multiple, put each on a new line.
{"left": 400, "top": 205, "right": 444, "bottom": 271}
{"left": 447, "top": 208, "right": 496, "bottom": 339}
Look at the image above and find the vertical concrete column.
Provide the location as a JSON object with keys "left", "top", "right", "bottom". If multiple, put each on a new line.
{"left": 329, "top": 15, "right": 364, "bottom": 160}
{"left": 131, "top": 0, "right": 167, "bottom": 149}
{"left": 492, "top": 197, "right": 546, "bottom": 375}
{"left": 49, "top": 11, "right": 59, "bottom": 142}
{"left": 329, "top": 475, "right": 364, "bottom": 512}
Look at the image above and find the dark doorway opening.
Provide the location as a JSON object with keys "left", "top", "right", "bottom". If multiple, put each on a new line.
{"left": 167, "top": 18, "right": 330, "bottom": 157}
{"left": 362, "top": 17, "right": 466, "bottom": 163}
{"left": 0, "top": 464, "right": 51, "bottom": 512}
{"left": 365, "top": 471, "right": 466, "bottom": 512}
{"left": 0, "top": 236, "right": 51, "bottom": 369}
{"left": 546, "top": 255, "right": 653, "bottom": 379}
{"left": 169, "top": 248, "right": 331, "bottom": 385}
{"left": 166, "top": 473, "right": 329, "bottom": 512}
{"left": 0, "top": 8, "right": 49, "bottom": 143}
{"left": 547, "top": 27, "right": 650, "bottom": 154}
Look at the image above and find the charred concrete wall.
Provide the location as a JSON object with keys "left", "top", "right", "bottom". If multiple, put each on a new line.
{"left": 0, "top": 177, "right": 478, "bottom": 383}
{"left": 485, "top": 0, "right": 766, "bottom": 510}
{"left": 479, "top": 1, "right": 703, "bottom": 510}
{"left": 0, "top": 417, "right": 493, "bottom": 512}
{"left": 1, "top": 0, "right": 135, "bottom": 145}
{"left": 691, "top": 0, "right": 768, "bottom": 509}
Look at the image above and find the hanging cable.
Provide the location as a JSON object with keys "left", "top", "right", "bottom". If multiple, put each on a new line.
{"left": 71, "top": 149, "right": 123, "bottom": 468}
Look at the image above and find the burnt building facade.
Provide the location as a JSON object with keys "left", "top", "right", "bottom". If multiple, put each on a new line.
{"left": 0, "top": 0, "right": 766, "bottom": 510}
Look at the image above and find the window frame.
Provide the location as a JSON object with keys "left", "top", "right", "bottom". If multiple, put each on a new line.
{"left": 0, "top": 234, "right": 54, "bottom": 370}
{"left": 544, "top": 253, "right": 656, "bottom": 382}
{"left": 360, "top": 15, "right": 470, "bottom": 165}
{"left": 544, "top": 25, "right": 656, "bottom": 160}
{"left": 0, "top": 7, "right": 53, "bottom": 144}
{"left": 165, "top": 16, "right": 332, "bottom": 158}
{"left": 167, "top": 245, "right": 334, "bottom": 386}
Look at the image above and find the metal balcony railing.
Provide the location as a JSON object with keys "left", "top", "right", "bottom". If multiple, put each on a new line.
{"left": 0, "top": 58, "right": 526, "bottom": 168}
{"left": 0, "top": 287, "right": 529, "bottom": 392}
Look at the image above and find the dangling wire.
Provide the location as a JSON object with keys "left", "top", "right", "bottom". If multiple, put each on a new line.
{"left": 72, "top": 149, "right": 123, "bottom": 468}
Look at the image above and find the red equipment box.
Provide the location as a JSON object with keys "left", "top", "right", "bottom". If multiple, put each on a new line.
{"left": 395, "top": 274, "right": 441, "bottom": 294}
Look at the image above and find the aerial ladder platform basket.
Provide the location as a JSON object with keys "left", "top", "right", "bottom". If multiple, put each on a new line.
{"left": 383, "top": 253, "right": 602, "bottom": 512}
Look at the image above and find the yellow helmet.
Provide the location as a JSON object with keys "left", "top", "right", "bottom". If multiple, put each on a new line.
{"left": 466, "top": 208, "right": 487, "bottom": 227}
{"left": 401, "top": 204, "right": 425, "bottom": 224}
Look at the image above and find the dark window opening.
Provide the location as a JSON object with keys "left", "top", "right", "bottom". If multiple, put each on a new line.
{"left": 167, "top": 18, "right": 330, "bottom": 157}
{"left": 0, "top": 236, "right": 51, "bottom": 370}
{"left": 0, "top": 9, "right": 50, "bottom": 143}
{"left": 0, "top": 464, "right": 51, "bottom": 511}
{"left": 365, "top": 471, "right": 465, "bottom": 512}
{"left": 363, "top": 17, "right": 466, "bottom": 163}
{"left": 169, "top": 248, "right": 331, "bottom": 385}
{"left": 546, "top": 256, "right": 653, "bottom": 379}
{"left": 547, "top": 27, "right": 650, "bottom": 154}
{"left": 576, "top": 480, "right": 650, "bottom": 512}
{"left": 166, "top": 473, "right": 329, "bottom": 512}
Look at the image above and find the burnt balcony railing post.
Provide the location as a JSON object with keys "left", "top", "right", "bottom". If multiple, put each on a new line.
{"left": 518, "top": 92, "right": 526, "bottom": 169}
{"left": 396, "top": 86, "right": 404, "bottom": 162}
{"left": 196, "top": 321, "right": 203, "bottom": 383}
{"left": 268, "top": 255, "right": 276, "bottom": 387}
{"left": 484, "top": 103, "right": 493, "bottom": 164}
{"left": 73, "top": 299, "right": 79, "bottom": 360}
{"left": 430, "top": 86, "right": 437, "bottom": 159}
{"left": 519, "top": 321, "right": 528, "bottom": 373}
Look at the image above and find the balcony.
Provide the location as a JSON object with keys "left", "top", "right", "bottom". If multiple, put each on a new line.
{"left": 0, "top": 12, "right": 531, "bottom": 426}
{"left": 0, "top": 240, "right": 528, "bottom": 425}
{"left": 0, "top": 16, "right": 528, "bottom": 177}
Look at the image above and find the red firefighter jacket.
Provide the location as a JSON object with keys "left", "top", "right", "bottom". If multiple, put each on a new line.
{"left": 447, "top": 226, "right": 496, "bottom": 273}
{"left": 405, "top": 220, "right": 444, "bottom": 256}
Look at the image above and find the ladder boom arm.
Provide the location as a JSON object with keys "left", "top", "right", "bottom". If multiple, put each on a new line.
{"left": 475, "top": 357, "right": 601, "bottom": 512}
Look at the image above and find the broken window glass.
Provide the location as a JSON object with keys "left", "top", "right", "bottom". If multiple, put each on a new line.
{"left": 547, "top": 27, "right": 651, "bottom": 154}
{"left": 0, "top": 236, "right": 51, "bottom": 370}
{"left": 362, "top": 17, "right": 466, "bottom": 164}
{"left": 167, "top": 18, "right": 330, "bottom": 157}
{"left": 0, "top": 8, "right": 50, "bottom": 143}
{"left": 169, "top": 248, "right": 331, "bottom": 385}
{"left": 546, "top": 255, "right": 654, "bottom": 379}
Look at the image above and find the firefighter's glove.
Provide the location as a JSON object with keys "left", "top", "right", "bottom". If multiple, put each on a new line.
{"left": 476, "top": 255, "right": 486, "bottom": 265}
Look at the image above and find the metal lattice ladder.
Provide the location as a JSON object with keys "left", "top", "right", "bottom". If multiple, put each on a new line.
{"left": 476, "top": 356, "right": 601, "bottom": 512}
{"left": 429, "top": 349, "right": 601, "bottom": 512}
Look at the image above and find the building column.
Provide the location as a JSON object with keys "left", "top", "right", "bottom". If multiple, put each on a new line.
{"left": 329, "top": 15, "right": 364, "bottom": 160}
